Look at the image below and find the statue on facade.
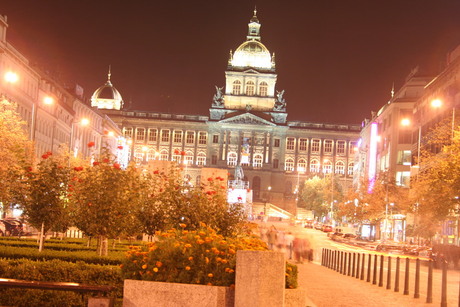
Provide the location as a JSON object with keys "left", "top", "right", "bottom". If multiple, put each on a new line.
{"left": 235, "top": 163, "right": 244, "bottom": 182}
{"left": 274, "top": 89, "right": 287, "bottom": 111}
{"left": 212, "top": 86, "right": 224, "bottom": 107}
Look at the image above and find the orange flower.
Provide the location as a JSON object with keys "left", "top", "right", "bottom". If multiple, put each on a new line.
{"left": 184, "top": 244, "right": 192, "bottom": 248}
{"left": 142, "top": 264, "right": 148, "bottom": 269}
{"left": 179, "top": 223, "right": 187, "bottom": 228}
{"left": 207, "top": 273, "right": 213, "bottom": 278}
{"left": 188, "top": 256, "right": 193, "bottom": 261}
{"left": 156, "top": 261, "right": 163, "bottom": 267}
{"left": 185, "top": 266, "right": 191, "bottom": 271}
{"left": 153, "top": 268, "right": 159, "bottom": 272}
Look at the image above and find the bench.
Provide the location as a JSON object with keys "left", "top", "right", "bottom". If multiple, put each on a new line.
{"left": 0, "top": 278, "right": 115, "bottom": 307}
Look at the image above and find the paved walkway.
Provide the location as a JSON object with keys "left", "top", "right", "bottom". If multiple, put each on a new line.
{"left": 295, "top": 260, "right": 439, "bottom": 307}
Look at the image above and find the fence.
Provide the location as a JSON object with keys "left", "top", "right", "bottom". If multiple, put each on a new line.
{"left": 321, "top": 248, "right": 455, "bottom": 307}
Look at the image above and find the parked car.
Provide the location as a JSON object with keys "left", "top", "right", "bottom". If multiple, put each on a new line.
{"left": 0, "top": 218, "right": 23, "bottom": 236}
{"left": 321, "top": 225, "right": 334, "bottom": 233}
{"left": 314, "top": 222, "right": 323, "bottom": 230}
{"left": 304, "top": 220, "right": 314, "bottom": 228}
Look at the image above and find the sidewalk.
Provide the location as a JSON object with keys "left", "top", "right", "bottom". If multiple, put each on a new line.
{"left": 296, "top": 261, "right": 435, "bottom": 307}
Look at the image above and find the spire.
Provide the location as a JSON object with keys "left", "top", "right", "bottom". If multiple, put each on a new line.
{"left": 106, "top": 65, "right": 112, "bottom": 85}
{"left": 247, "top": 8, "right": 261, "bottom": 41}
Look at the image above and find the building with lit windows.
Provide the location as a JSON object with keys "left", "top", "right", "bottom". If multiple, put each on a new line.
{"left": 93, "top": 11, "right": 361, "bottom": 213}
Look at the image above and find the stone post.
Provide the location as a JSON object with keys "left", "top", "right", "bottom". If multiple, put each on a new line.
{"left": 235, "top": 250, "right": 285, "bottom": 307}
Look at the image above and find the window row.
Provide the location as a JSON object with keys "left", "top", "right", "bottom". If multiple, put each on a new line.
{"left": 123, "top": 128, "right": 207, "bottom": 145}
{"left": 232, "top": 80, "right": 268, "bottom": 96}
{"left": 286, "top": 138, "right": 356, "bottom": 155}
{"left": 284, "top": 158, "right": 354, "bottom": 175}
{"left": 133, "top": 149, "right": 207, "bottom": 166}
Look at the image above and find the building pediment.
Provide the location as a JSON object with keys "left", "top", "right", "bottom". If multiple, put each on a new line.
{"left": 219, "top": 112, "right": 276, "bottom": 126}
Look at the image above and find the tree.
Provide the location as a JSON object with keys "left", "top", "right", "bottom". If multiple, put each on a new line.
{"left": 68, "top": 146, "right": 142, "bottom": 256}
{"left": 0, "top": 98, "right": 33, "bottom": 216}
{"left": 137, "top": 164, "right": 245, "bottom": 237}
{"left": 408, "top": 117, "right": 460, "bottom": 239}
{"left": 20, "top": 151, "right": 70, "bottom": 251}
{"left": 298, "top": 174, "right": 343, "bottom": 220}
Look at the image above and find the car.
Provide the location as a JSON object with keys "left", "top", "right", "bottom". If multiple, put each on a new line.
{"left": 0, "top": 219, "right": 23, "bottom": 236}
{"left": 321, "top": 225, "right": 334, "bottom": 232}
{"left": 304, "top": 220, "right": 314, "bottom": 228}
{"left": 314, "top": 222, "right": 323, "bottom": 230}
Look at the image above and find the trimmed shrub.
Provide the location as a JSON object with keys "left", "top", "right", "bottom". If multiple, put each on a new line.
{"left": 0, "top": 258, "right": 123, "bottom": 306}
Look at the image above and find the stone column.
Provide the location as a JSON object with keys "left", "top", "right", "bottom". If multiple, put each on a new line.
{"left": 235, "top": 250, "right": 285, "bottom": 307}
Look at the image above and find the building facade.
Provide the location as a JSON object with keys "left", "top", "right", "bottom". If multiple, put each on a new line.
{"left": 93, "top": 11, "right": 361, "bottom": 213}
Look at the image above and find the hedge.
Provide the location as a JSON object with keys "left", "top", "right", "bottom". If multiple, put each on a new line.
{"left": 0, "top": 258, "right": 123, "bottom": 306}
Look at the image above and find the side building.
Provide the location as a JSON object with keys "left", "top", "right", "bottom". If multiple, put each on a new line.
{"left": 94, "top": 11, "right": 361, "bottom": 215}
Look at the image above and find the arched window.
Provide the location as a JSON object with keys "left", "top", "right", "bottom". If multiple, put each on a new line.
{"left": 348, "top": 162, "right": 354, "bottom": 175}
{"left": 160, "top": 149, "right": 168, "bottom": 161}
{"left": 227, "top": 152, "right": 237, "bottom": 166}
{"left": 232, "top": 80, "right": 241, "bottom": 95}
{"left": 147, "top": 149, "right": 158, "bottom": 161}
{"left": 134, "top": 148, "right": 143, "bottom": 162}
{"left": 253, "top": 153, "right": 263, "bottom": 168}
{"left": 259, "top": 82, "right": 268, "bottom": 96}
{"left": 323, "top": 160, "right": 332, "bottom": 173}
{"left": 196, "top": 152, "right": 206, "bottom": 166}
{"left": 310, "top": 159, "right": 320, "bottom": 173}
{"left": 184, "top": 151, "right": 194, "bottom": 165}
{"left": 297, "top": 159, "right": 307, "bottom": 172}
{"left": 246, "top": 81, "right": 255, "bottom": 96}
{"left": 285, "top": 158, "right": 294, "bottom": 171}
{"left": 335, "top": 161, "right": 345, "bottom": 174}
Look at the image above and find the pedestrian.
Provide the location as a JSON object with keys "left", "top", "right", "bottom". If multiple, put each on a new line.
{"left": 293, "top": 236, "right": 304, "bottom": 263}
{"left": 267, "top": 225, "right": 278, "bottom": 250}
{"left": 285, "top": 232, "right": 295, "bottom": 259}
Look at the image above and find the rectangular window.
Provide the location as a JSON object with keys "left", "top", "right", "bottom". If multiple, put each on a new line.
{"left": 211, "top": 155, "right": 217, "bottom": 165}
{"left": 124, "top": 127, "right": 133, "bottom": 139}
{"left": 273, "top": 158, "right": 279, "bottom": 169}
{"left": 213, "top": 135, "right": 219, "bottom": 144}
{"left": 198, "top": 132, "right": 207, "bottom": 145}
{"left": 186, "top": 131, "right": 195, "bottom": 144}
{"left": 349, "top": 142, "right": 356, "bottom": 155}
{"left": 311, "top": 139, "right": 320, "bottom": 153}
{"left": 274, "top": 139, "right": 280, "bottom": 147}
{"left": 136, "top": 128, "right": 145, "bottom": 142}
{"left": 324, "top": 140, "right": 333, "bottom": 153}
{"left": 299, "top": 139, "right": 308, "bottom": 151}
{"left": 161, "top": 130, "right": 170, "bottom": 142}
{"left": 148, "top": 129, "right": 157, "bottom": 143}
{"left": 396, "top": 171, "right": 411, "bottom": 187}
{"left": 173, "top": 131, "right": 183, "bottom": 143}
{"left": 397, "top": 150, "right": 412, "bottom": 165}
{"left": 286, "top": 137, "right": 295, "bottom": 150}
{"left": 337, "top": 141, "right": 345, "bottom": 154}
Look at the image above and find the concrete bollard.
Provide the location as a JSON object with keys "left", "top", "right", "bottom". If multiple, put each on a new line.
{"left": 235, "top": 250, "right": 285, "bottom": 307}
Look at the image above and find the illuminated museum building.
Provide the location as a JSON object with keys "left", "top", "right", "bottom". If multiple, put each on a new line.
{"left": 92, "top": 12, "right": 360, "bottom": 208}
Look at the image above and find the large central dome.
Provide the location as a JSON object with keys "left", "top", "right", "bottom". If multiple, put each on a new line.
{"left": 228, "top": 9, "right": 275, "bottom": 71}
{"left": 231, "top": 41, "right": 272, "bottom": 69}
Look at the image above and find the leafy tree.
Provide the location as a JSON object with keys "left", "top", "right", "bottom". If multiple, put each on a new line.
{"left": 68, "top": 147, "right": 142, "bottom": 256}
{"left": 298, "top": 174, "right": 343, "bottom": 220}
{"left": 137, "top": 164, "right": 245, "bottom": 237}
{"left": 20, "top": 151, "right": 70, "bottom": 251}
{"left": 0, "top": 98, "right": 33, "bottom": 216}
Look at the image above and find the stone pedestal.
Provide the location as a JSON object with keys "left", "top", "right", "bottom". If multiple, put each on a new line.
{"left": 88, "top": 297, "right": 114, "bottom": 307}
{"left": 235, "top": 250, "right": 285, "bottom": 307}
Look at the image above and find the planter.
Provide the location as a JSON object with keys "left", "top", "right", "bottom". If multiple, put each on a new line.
{"left": 123, "top": 279, "right": 234, "bottom": 307}
{"left": 123, "top": 279, "right": 306, "bottom": 307}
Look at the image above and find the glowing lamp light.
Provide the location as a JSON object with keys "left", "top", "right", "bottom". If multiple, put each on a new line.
{"left": 80, "top": 118, "right": 90, "bottom": 126}
{"left": 108, "top": 131, "right": 114, "bottom": 137}
{"left": 4, "top": 71, "right": 18, "bottom": 83}
{"left": 142, "top": 146, "right": 148, "bottom": 152}
{"left": 43, "top": 96, "right": 54, "bottom": 105}
{"left": 431, "top": 99, "right": 442, "bottom": 108}
{"left": 400, "top": 118, "right": 411, "bottom": 127}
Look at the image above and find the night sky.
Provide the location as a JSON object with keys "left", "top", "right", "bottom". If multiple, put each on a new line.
{"left": 3, "top": 1, "right": 460, "bottom": 125}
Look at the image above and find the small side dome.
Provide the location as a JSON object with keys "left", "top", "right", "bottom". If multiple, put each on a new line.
{"left": 91, "top": 68, "right": 124, "bottom": 110}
